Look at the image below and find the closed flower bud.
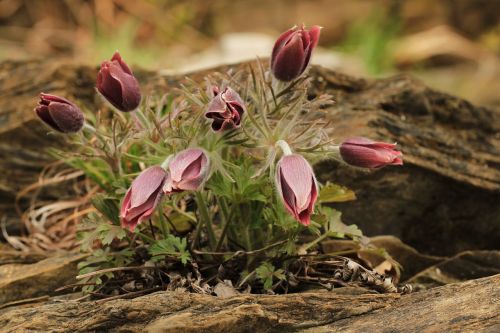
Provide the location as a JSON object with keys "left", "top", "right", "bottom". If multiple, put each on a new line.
{"left": 163, "top": 148, "right": 210, "bottom": 194}
{"left": 276, "top": 154, "right": 318, "bottom": 226}
{"left": 340, "top": 137, "right": 403, "bottom": 169}
{"left": 120, "top": 166, "right": 167, "bottom": 232}
{"left": 97, "top": 51, "right": 141, "bottom": 112}
{"left": 205, "top": 87, "right": 245, "bottom": 132}
{"left": 34, "top": 93, "right": 84, "bottom": 133}
{"left": 271, "top": 25, "right": 321, "bottom": 82}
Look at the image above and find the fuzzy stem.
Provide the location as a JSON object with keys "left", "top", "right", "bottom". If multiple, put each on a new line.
{"left": 148, "top": 220, "right": 156, "bottom": 240}
{"left": 276, "top": 140, "right": 293, "bottom": 156}
{"left": 160, "top": 155, "right": 174, "bottom": 170}
{"left": 215, "top": 205, "right": 235, "bottom": 252}
{"left": 195, "top": 191, "right": 216, "bottom": 250}
{"left": 82, "top": 123, "right": 96, "bottom": 134}
{"left": 301, "top": 232, "right": 329, "bottom": 252}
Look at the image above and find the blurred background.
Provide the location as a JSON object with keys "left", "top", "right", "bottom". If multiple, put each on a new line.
{"left": 0, "top": 0, "right": 499, "bottom": 107}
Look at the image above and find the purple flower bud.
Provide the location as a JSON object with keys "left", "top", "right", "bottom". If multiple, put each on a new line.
{"left": 276, "top": 154, "right": 318, "bottom": 226}
{"left": 205, "top": 87, "right": 245, "bottom": 132}
{"left": 271, "top": 25, "right": 322, "bottom": 82}
{"left": 340, "top": 137, "right": 403, "bottom": 169}
{"left": 97, "top": 51, "right": 141, "bottom": 112}
{"left": 34, "top": 93, "right": 84, "bottom": 133}
{"left": 120, "top": 166, "right": 167, "bottom": 232}
{"left": 163, "top": 148, "right": 210, "bottom": 194}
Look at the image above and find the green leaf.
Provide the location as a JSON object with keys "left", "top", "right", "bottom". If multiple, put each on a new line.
{"left": 149, "top": 235, "right": 191, "bottom": 264}
{"left": 325, "top": 208, "right": 363, "bottom": 239}
{"left": 91, "top": 194, "right": 121, "bottom": 225}
{"left": 319, "top": 182, "right": 356, "bottom": 203}
{"left": 256, "top": 262, "right": 286, "bottom": 290}
{"left": 100, "top": 225, "right": 127, "bottom": 245}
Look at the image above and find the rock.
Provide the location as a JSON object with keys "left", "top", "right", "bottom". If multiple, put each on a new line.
{"left": 0, "top": 59, "right": 498, "bottom": 256}
{"left": 0, "top": 252, "right": 86, "bottom": 305}
{"left": 368, "top": 235, "right": 445, "bottom": 281}
{"left": 0, "top": 274, "right": 498, "bottom": 332}
{"left": 407, "top": 250, "right": 500, "bottom": 288}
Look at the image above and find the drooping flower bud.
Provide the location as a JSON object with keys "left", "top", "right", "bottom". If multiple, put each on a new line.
{"left": 276, "top": 154, "right": 318, "bottom": 226}
{"left": 205, "top": 87, "right": 245, "bottom": 132}
{"left": 163, "top": 148, "right": 210, "bottom": 194}
{"left": 271, "top": 25, "right": 321, "bottom": 82}
{"left": 340, "top": 137, "right": 403, "bottom": 169}
{"left": 97, "top": 51, "right": 141, "bottom": 112}
{"left": 120, "top": 166, "right": 167, "bottom": 232}
{"left": 34, "top": 93, "right": 84, "bottom": 133}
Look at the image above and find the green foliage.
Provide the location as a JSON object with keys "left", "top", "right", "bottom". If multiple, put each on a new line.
{"left": 64, "top": 60, "right": 370, "bottom": 295}
{"left": 91, "top": 194, "right": 121, "bottom": 225}
{"left": 77, "top": 248, "right": 133, "bottom": 293}
{"left": 256, "top": 262, "right": 286, "bottom": 290}
{"left": 149, "top": 235, "right": 191, "bottom": 265}
{"left": 77, "top": 214, "right": 127, "bottom": 251}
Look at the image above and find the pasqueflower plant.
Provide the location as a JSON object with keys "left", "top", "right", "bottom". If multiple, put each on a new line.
{"left": 35, "top": 25, "right": 403, "bottom": 295}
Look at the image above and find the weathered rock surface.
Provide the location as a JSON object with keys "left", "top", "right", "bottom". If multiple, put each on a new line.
{"left": 0, "top": 274, "right": 497, "bottom": 333}
{"left": 407, "top": 250, "right": 500, "bottom": 288}
{"left": 0, "top": 252, "right": 85, "bottom": 305}
{"left": 304, "top": 274, "right": 500, "bottom": 333}
{"left": 0, "top": 59, "right": 498, "bottom": 255}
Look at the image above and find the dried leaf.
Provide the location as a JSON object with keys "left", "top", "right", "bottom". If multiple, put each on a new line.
{"left": 319, "top": 182, "right": 356, "bottom": 203}
{"left": 214, "top": 280, "right": 239, "bottom": 298}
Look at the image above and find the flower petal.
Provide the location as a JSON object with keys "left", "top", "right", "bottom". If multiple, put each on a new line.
{"left": 129, "top": 166, "right": 167, "bottom": 208}
{"left": 279, "top": 155, "right": 314, "bottom": 211}
{"left": 108, "top": 63, "right": 141, "bottom": 111}
{"left": 35, "top": 105, "right": 61, "bottom": 131}
{"left": 271, "top": 33, "right": 306, "bottom": 81}
{"left": 111, "top": 51, "right": 133, "bottom": 75}
{"left": 47, "top": 102, "right": 84, "bottom": 133}
{"left": 271, "top": 27, "right": 297, "bottom": 68}
{"left": 169, "top": 148, "right": 203, "bottom": 182}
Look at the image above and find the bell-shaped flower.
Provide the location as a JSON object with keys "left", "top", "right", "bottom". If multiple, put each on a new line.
{"left": 271, "top": 24, "right": 321, "bottom": 81}
{"left": 205, "top": 87, "right": 245, "bottom": 132}
{"left": 163, "top": 148, "right": 210, "bottom": 194}
{"left": 120, "top": 166, "right": 167, "bottom": 232}
{"left": 97, "top": 51, "right": 141, "bottom": 112}
{"left": 276, "top": 154, "right": 318, "bottom": 226}
{"left": 34, "top": 93, "right": 84, "bottom": 133}
{"left": 340, "top": 137, "right": 403, "bottom": 169}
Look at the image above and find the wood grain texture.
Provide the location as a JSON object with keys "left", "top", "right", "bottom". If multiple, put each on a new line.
{"left": 0, "top": 274, "right": 497, "bottom": 333}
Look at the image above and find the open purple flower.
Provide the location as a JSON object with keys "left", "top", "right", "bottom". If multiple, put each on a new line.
{"left": 163, "top": 148, "right": 210, "bottom": 194}
{"left": 97, "top": 51, "right": 141, "bottom": 112}
{"left": 276, "top": 154, "right": 318, "bottom": 226}
{"left": 271, "top": 25, "right": 322, "bottom": 82}
{"left": 205, "top": 87, "right": 245, "bottom": 132}
{"left": 340, "top": 137, "right": 403, "bottom": 169}
{"left": 120, "top": 166, "right": 167, "bottom": 232}
{"left": 34, "top": 93, "right": 84, "bottom": 133}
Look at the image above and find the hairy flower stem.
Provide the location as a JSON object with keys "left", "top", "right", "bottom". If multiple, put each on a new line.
{"left": 195, "top": 191, "right": 216, "bottom": 250}
{"left": 147, "top": 219, "right": 157, "bottom": 241}
{"left": 215, "top": 205, "right": 235, "bottom": 252}
{"left": 301, "top": 233, "right": 329, "bottom": 252}
{"left": 242, "top": 204, "right": 253, "bottom": 252}
{"left": 274, "top": 78, "right": 301, "bottom": 99}
{"left": 276, "top": 140, "right": 293, "bottom": 156}
{"left": 160, "top": 155, "right": 173, "bottom": 170}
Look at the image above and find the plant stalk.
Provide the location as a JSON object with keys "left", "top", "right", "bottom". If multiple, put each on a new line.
{"left": 195, "top": 191, "right": 216, "bottom": 250}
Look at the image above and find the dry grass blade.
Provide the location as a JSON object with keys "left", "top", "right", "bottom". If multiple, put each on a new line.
{"left": 6, "top": 161, "right": 96, "bottom": 252}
